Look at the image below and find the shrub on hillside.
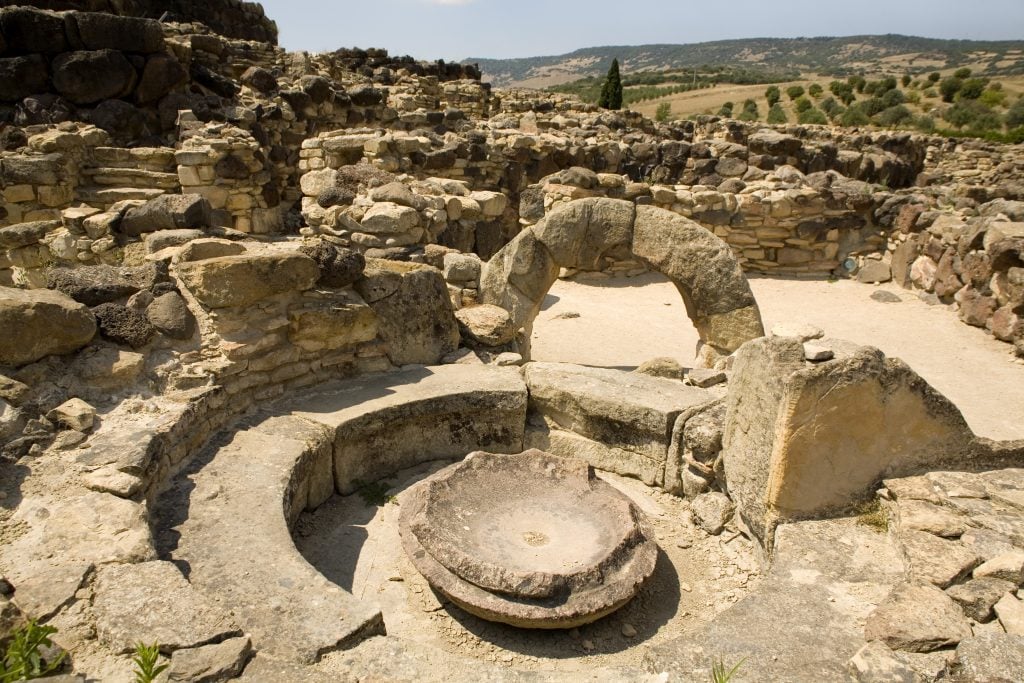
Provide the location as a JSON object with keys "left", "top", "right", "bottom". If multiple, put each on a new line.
{"left": 765, "top": 85, "right": 781, "bottom": 107}
{"left": 1006, "top": 97, "right": 1024, "bottom": 128}
{"left": 943, "top": 100, "right": 1002, "bottom": 131}
{"left": 737, "top": 99, "right": 759, "bottom": 121}
{"left": 940, "top": 77, "right": 963, "bottom": 103}
{"left": 876, "top": 105, "right": 913, "bottom": 127}
{"left": 718, "top": 101, "right": 734, "bottom": 117}
{"left": 767, "top": 102, "right": 788, "bottom": 124}
{"left": 953, "top": 67, "right": 972, "bottom": 79}
{"left": 959, "top": 78, "right": 989, "bottom": 100}
{"left": 830, "top": 80, "right": 856, "bottom": 105}
{"left": 798, "top": 107, "right": 828, "bottom": 125}
{"left": 786, "top": 85, "right": 805, "bottom": 100}
{"left": 808, "top": 83, "right": 823, "bottom": 98}
{"left": 655, "top": 102, "right": 672, "bottom": 122}
{"left": 840, "top": 104, "right": 871, "bottom": 126}
{"left": 795, "top": 96, "right": 813, "bottom": 113}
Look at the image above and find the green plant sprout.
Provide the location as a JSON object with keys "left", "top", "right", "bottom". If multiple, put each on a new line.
{"left": 0, "top": 620, "right": 66, "bottom": 682}
{"left": 131, "top": 642, "right": 168, "bottom": 683}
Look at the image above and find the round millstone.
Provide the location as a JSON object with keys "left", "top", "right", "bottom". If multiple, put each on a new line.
{"left": 399, "top": 449, "right": 658, "bottom": 629}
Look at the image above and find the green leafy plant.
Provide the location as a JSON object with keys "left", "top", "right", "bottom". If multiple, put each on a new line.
{"left": 710, "top": 656, "right": 746, "bottom": 683}
{"left": 0, "top": 620, "right": 66, "bottom": 682}
{"left": 352, "top": 479, "right": 398, "bottom": 507}
{"left": 131, "top": 642, "right": 168, "bottom": 683}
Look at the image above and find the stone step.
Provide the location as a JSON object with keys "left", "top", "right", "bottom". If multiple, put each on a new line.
{"left": 74, "top": 186, "right": 166, "bottom": 205}
{"left": 523, "top": 362, "right": 723, "bottom": 486}
{"left": 89, "top": 146, "right": 177, "bottom": 173}
{"left": 80, "top": 167, "right": 180, "bottom": 190}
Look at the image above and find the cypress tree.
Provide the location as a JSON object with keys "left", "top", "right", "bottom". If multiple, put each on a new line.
{"left": 599, "top": 58, "right": 623, "bottom": 110}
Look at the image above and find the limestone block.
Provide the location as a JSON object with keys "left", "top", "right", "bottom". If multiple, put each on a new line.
{"left": 524, "top": 362, "right": 720, "bottom": 480}
{"left": 722, "top": 336, "right": 982, "bottom": 550}
{"left": 443, "top": 252, "right": 482, "bottom": 284}
{"left": 531, "top": 197, "right": 635, "bottom": 271}
{"left": 454, "top": 304, "right": 515, "bottom": 347}
{"left": 360, "top": 201, "right": 420, "bottom": 235}
{"left": 176, "top": 252, "right": 318, "bottom": 309}
{"left": 46, "top": 398, "right": 95, "bottom": 432}
{"left": 354, "top": 259, "right": 459, "bottom": 365}
{"left": 93, "top": 561, "right": 241, "bottom": 653}
{"left": 864, "top": 583, "right": 973, "bottom": 653}
{"left": 287, "top": 291, "right": 379, "bottom": 352}
{"left": 0, "top": 287, "right": 96, "bottom": 366}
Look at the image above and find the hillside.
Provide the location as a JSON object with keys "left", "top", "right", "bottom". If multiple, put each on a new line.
{"left": 467, "top": 35, "right": 1024, "bottom": 89}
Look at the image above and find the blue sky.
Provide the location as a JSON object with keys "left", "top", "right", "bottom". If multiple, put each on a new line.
{"left": 260, "top": 1, "right": 1024, "bottom": 61}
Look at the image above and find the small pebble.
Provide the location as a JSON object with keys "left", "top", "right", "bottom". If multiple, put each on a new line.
{"left": 680, "top": 582, "right": 692, "bottom": 593}
{"left": 621, "top": 623, "right": 637, "bottom": 638}
{"left": 582, "top": 639, "right": 596, "bottom": 652}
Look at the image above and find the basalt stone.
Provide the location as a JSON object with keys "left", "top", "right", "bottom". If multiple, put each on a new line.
{"left": 67, "top": 12, "right": 163, "bottom": 54}
{"left": 92, "top": 303, "right": 156, "bottom": 349}
{"left": 300, "top": 76, "right": 333, "bottom": 104}
{"left": 47, "top": 263, "right": 168, "bottom": 307}
{"left": 299, "top": 241, "right": 365, "bottom": 288}
{"left": 348, "top": 85, "right": 383, "bottom": 106}
{"left": 214, "top": 154, "right": 251, "bottom": 181}
{"left": 240, "top": 66, "right": 277, "bottom": 94}
{"left": 0, "top": 56, "right": 48, "bottom": 102}
{"left": 316, "top": 186, "right": 355, "bottom": 209}
{"left": 0, "top": 7, "right": 68, "bottom": 54}
{"left": 52, "top": 50, "right": 137, "bottom": 106}
{"left": 146, "top": 292, "right": 194, "bottom": 340}
{"left": 135, "top": 54, "right": 187, "bottom": 105}
{"left": 120, "top": 194, "right": 211, "bottom": 236}
{"left": 89, "top": 99, "right": 150, "bottom": 141}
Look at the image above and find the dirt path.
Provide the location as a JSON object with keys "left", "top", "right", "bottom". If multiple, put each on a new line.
{"left": 531, "top": 273, "right": 1024, "bottom": 441}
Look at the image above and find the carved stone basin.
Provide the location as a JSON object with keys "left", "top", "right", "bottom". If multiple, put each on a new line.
{"left": 399, "top": 449, "right": 658, "bottom": 628}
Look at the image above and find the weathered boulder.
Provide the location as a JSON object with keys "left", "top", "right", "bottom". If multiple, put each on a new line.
{"left": 0, "top": 7, "right": 68, "bottom": 53}
{"left": 443, "top": 253, "right": 481, "bottom": 283}
{"left": 47, "top": 263, "right": 167, "bottom": 307}
{"left": 360, "top": 202, "right": 420, "bottom": 235}
{"left": 947, "top": 577, "right": 1016, "bottom": 622}
{"left": 454, "top": 304, "right": 515, "bottom": 347}
{"left": 240, "top": 66, "right": 277, "bottom": 94}
{"left": 166, "top": 636, "right": 252, "bottom": 683}
{"left": 176, "top": 252, "right": 319, "bottom": 309}
{"left": 354, "top": 259, "right": 459, "bottom": 365}
{"left": 722, "top": 337, "right": 980, "bottom": 550}
{"left": 51, "top": 50, "right": 136, "bottom": 105}
{"left": 974, "top": 551, "right": 1024, "bottom": 585}
{"left": 635, "top": 357, "right": 686, "bottom": 380}
{"left": 864, "top": 582, "right": 973, "bottom": 653}
{"left": 287, "top": 291, "right": 378, "bottom": 352}
{"left": 0, "top": 220, "right": 61, "bottom": 250}
{"left": 946, "top": 633, "right": 1024, "bottom": 683}
{"left": 119, "top": 194, "right": 211, "bottom": 237}
{"left": 369, "top": 182, "right": 427, "bottom": 210}
{"left": 0, "top": 287, "right": 95, "bottom": 366}
{"left": 0, "top": 55, "right": 48, "bottom": 102}
{"left": 146, "top": 292, "right": 195, "bottom": 340}
{"left": 92, "top": 303, "right": 156, "bottom": 349}
{"left": 135, "top": 53, "right": 187, "bottom": 104}
{"left": 690, "top": 491, "right": 735, "bottom": 535}
{"left": 66, "top": 12, "right": 164, "bottom": 53}
{"left": 298, "top": 241, "right": 365, "bottom": 288}
{"left": 46, "top": 398, "right": 95, "bottom": 433}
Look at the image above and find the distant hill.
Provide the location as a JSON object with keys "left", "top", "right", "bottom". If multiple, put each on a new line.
{"left": 466, "top": 35, "right": 1024, "bottom": 89}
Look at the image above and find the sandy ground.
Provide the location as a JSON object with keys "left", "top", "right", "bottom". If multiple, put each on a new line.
{"left": 531, "top": 273, "right": 1024, "bottom": 442}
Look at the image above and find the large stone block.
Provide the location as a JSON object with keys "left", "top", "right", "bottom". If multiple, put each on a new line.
{"left": 176, "top": 252, "right": 319, "bottom": 309}
{"left": 524, "top": 362, "right": 721, "bottom": 484}
{"left": 722, "top": 336, "right": 982, "bottom": 550}
{"left": 51, "top": 50, "right": 137, "bottom": 105}
{"left": 531, "top": 197, "right": 635, "bottom": 271}
{"left": 0, "top": 7, "right": 68, "bottom": 54}
{"left": 66, "top": 12, "right": 164, "bottom": 54}
{"left": 287, "top": 291, "right": 379, "bottom": 352}
{"left": 0, "top": 55, "right": 48, "bottom": 102}
{"left": 0, "top": 287, "right": 96, "bottom": 366}
{"left": 119, "top": 194, "right": 211, "bottom": 236}
{"left": 354, "top": 259, "right": 459, "bottom": 365}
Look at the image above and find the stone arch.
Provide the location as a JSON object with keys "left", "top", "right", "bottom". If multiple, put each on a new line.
{"left": 480, "top": 198, "right": 765, "bottom": 366}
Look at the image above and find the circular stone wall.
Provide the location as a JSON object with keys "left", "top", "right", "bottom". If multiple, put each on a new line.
{"left": 480, "top": 198, "right": 765, "bottom": 366}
